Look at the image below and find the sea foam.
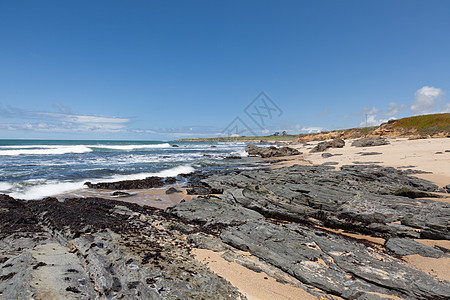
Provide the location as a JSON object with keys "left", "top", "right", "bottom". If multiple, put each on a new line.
{"left": 8, "top": 165, "right": 195, "bottom": 200}
{"left": 92, "top": 143, "right": 171, "bottom": 150}
{"left": 0, "top": 145, "right": 93, "bottom": 156}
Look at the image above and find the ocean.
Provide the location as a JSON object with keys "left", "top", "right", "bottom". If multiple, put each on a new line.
{"left": 0, "top": 139, "right": 251, "bottom": 200}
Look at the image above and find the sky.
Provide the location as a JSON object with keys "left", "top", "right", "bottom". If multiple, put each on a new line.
{"left": 1, "top": 0, "right": 449, "bottom": 140}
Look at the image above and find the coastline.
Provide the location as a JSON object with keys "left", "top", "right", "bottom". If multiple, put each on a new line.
{"left": 1, "top": 137, "right": 450, "bottom": 299}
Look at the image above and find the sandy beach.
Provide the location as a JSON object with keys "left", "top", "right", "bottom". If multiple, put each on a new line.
{"left": 274, "top": 137, "right": 450, "bottom": 189}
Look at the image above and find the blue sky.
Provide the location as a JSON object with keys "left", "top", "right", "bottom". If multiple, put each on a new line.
{"left": 1, "top": 0, "right": 449, "bottom": 140}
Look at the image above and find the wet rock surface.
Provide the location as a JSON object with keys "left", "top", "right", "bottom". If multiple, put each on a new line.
{"left": 85, "top": 176, "right": 166, "bottom": 189}
{"left": 245, "top": 144, "right": 301, "bottom": 158}
{"left": 2, "top": 163, "right": 450, "bottom": 299}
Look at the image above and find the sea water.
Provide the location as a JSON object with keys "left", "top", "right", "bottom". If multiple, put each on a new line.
{"left": 0, "top": 140, "right": 250, "bottom": 200}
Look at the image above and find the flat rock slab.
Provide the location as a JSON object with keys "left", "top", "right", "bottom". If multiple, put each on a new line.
{"left": 385, "top": 238, "right": 445, "bottom": 258}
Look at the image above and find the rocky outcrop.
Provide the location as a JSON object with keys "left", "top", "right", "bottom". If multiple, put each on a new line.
{"left": 351, "top": 137, "right": 390, "bottom": 147}
{"left": 85, "top": 176, "right": 166, "bottom": 189}
{"left": 310, "top": 138, "right": 345, "bottom": 153}
{"left": 169, "top": 164, "right": 450, "bottom": 299}
{"left": 0, "top": 195, "right": 243, "bottom": 299}
{"left": 245, "top": 144, "right": 301, "bottom": 158}
{"left": 2, "top": 163, "right": 449, "bottom": 299}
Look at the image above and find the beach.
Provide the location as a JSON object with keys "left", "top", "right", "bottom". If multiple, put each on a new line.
{"left": 1, "top": 137, "right": 449, "bottom": 299}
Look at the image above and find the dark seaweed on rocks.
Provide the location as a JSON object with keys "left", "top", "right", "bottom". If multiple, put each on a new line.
{"left": 84, "top": 176, "right": 164, "bottom": 189}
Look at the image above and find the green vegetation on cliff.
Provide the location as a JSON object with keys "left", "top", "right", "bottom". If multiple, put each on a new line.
{"left": 392, "top": 113, "right": 450, "bottom": 135}
{"left": 178, "top": 113, "right": 450, "bottom": 142}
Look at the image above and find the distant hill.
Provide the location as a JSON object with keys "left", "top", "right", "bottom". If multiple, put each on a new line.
{"left": 294, "top": 113, "right": 450, "bottom": 142}
{"left": 178, "top": 113, "right": 450, "bottom": 142}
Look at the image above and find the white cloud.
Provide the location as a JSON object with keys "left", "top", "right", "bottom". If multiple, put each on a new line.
{"left": 301, "top": 127, "right": 323, "bottom": 133}
{"left": 359, "top": 106, "right": 393, "bottom": 127}
{"left": 411, "top": 86, "right": 445, "bottom": 114}
{"left": 384, "top": 102, "right": 406, "bottom": 117}
{"left": 0, "top": 106, "right": 130, "bottom": 133}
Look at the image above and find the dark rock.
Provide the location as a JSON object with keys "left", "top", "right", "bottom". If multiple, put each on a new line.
{"left": 220, "top": 221, "right": 450, "bottom": 299}
{"left": 245, "top": 144, "right": 301, "bottom": 158}
{"left": 435, "top": 151, "right": 443, "bottom": 154}
{"left": 310, "top": 138, "right": 345, "bottom": 153}
{"left": 393, "top": 188, "right": 440, "bottom": 199}
{"left": 321, "top": 162, "right": 338, "bottom": 166}
{"left": 0, "top": 196, "right": 245, "bottom": 299}
{"left": 3, "top": 161, "right": 450, "bottom": 299}
{"left": 224, "top": 156, "right": 242, "bottom": 159}
{"left": 321, "top": 153, "right": 333, "bottom": 158}
{"left": 352, "top": 137, "right": 390, "bottom": 147}
{"left": 359, "top": 152, "right": 382, "bottom": 156}
{"left": 165, "top": 177, "right": 177, "bottom": 184}
{"left": 385, "top": 238, "right": 445, "bottom": 258}
{"left": 200, "top": 164, "right": 446, "bottom": 240}
{"left": 85, "top": 176, "right": 164, "bottom": 190}
{"left": 444, "top": 184, "right": 450, "bottom": 193}
{"left": 171, "top": 144, "right": 179, "bottom": 147}
{"left": 165, "top": 187, "right": 182, "bottom": 194}
{"left": 66, "top": 286, "right": 81, "bottom": 294}
{"left": 186, "top": 187, "right": 223, "bottom": 195}
{"left": 111, "top": 191, "right": 132, "bottom": 197}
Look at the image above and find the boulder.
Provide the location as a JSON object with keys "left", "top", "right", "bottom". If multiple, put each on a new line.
{"left": 165, "top": 187, "right": 182, "bottom": 194}
{"left": 352, "top": 137, "right": 390, "bottom": 147}
{"left": 245, "top": 144, "right": 301, "bottom": 158}
{"left": 310, "top": 138, "right": 345, "bottom": 153}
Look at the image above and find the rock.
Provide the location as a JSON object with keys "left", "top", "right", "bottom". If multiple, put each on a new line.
{"left": 385, "top": 238, "right": 445, "bottom": 258}
{"left": 352, "top": 137, "right": 390, "bottom": 147}
{"left": 0, "top": 196, "right": 244, "bottom": 299}
{"left": 321, "top": 161, "right": 338, "bottom": 166}
{"left": 85, "top": 176, "right": 164, "bottom": 189}
{"left": 165, "top": 187, "right": 182, "bottom": 194}
{"left": 245, "top": 144, "right": 301, "bottom": 158}
{"left": 165, "top": 177, "right": 177, "bottom": 184}
{"left": 359, "top": 152, "right": 382, "bottom": 156}
{"left": 444, "top": 184, "right": 450, "bottom": 193}
{"left": 171, "top": 144, "right": 179, "bottom": 147}
{"left": 393, "top": 187, "right": 440, "bottom": 199}
{"left": 223, "top": 156, "right": 241, "bottom": 159}
{"left": 3, "top": 162, "right": 450, "bottom": 300}
{"left": 111, "top": 191, "right": 132, "bottom": 197}
{"left": 200, "top": 164, "right": 446, "bottom": 239}
{"left": 310, "top": 138, "right": 345, "bottom": 153}
{"left": 220, "top": 221, "right": 450, "bottom": 299}
{"left": 186, "top": 186, "right": 223, "bottom": 195}
{"left": 321, "top": 153, "right": 333, "bottom": 158}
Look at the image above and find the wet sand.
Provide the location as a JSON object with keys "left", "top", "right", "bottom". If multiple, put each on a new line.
{"left": 57, "top": 185, "right": 193, "bottom": 209}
